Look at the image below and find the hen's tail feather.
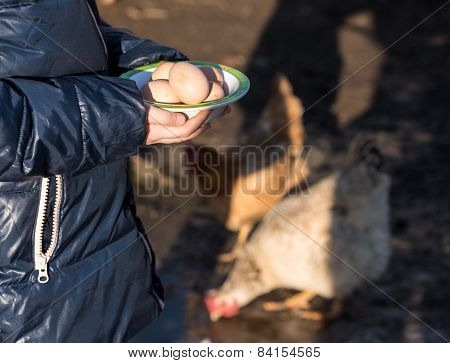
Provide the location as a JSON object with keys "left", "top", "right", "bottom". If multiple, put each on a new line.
{"left": 272, "top": 73, "right": 294, "bottom": 97}
{"left": 272, "top": 74, "right": 305, "bottom": 154}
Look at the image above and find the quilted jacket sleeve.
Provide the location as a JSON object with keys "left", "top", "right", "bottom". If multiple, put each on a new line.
{"left": 86, "top": 0, "right": 187, "bottom": 74}
{"left": 0, "top": 75, "right": 147, "bottom": 181}
{"left": 99, "top": 21, "right": 188, "bottom": 75}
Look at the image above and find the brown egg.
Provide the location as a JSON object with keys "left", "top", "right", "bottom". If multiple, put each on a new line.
{"left": 169, "top": 62, "right": 210, "bottom": 104}
{"left": 205, "top": 82, "right": 225, "bottom": 102}
{"left": 152, "top": 62, "right": 175, "bottom": 80}
{"left": 200, "top": 66, "right": 224, "bottom": 86}
{"left": 141, "top": 80, "right": 180, "bottom": 103}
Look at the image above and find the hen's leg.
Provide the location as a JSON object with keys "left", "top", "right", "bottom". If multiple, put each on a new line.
{"left": 263, "top": 290, "right": 317, "bottom": 311}
{"left": 218, "top": 223, "right": 253, "bottom": 263}
{"left": 294, "top": 299, "right": 343, "bottom": 322}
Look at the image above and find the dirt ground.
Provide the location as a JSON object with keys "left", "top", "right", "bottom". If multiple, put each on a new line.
{"left": 99, "top": 0, "right": 450, "bottom": 342}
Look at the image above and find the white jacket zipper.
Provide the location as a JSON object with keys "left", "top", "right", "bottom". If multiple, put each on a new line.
{"left": 34, "top": 175, "right": 63, "bottom": 284}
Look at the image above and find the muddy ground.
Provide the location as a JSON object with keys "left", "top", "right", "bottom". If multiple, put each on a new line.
{"left": 98, "top": 0, "right": 450, "bottom": 342}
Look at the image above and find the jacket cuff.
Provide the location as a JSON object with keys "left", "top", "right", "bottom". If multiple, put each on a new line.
{"left": 72, "top": 76, "right": 147, "bottom": 169}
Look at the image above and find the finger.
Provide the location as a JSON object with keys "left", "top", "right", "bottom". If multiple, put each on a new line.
{"left": 147, "top": 105, "right": 186, "bottom": 126}
{"left": 187, "top": 110, "right": 211, "bottom": 125}
{"left": 157, "top": 124, "right": 211, "bottom": 144}
{"left": 145, "top": 123, "right": 177, "bottom": 143}
{"left": 145, "top": 110, "right": 211, "bottom": 142}
{"left": 156, "top": 110, "right": 211, "bottom": 139}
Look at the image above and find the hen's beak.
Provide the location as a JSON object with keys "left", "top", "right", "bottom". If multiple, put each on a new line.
{"left": 209, "top": 311, "right": 222, "bottom": 322}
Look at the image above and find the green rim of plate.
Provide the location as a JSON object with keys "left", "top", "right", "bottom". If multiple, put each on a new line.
{"left": 121, "top": 61, "right": 250, "bottom": 109}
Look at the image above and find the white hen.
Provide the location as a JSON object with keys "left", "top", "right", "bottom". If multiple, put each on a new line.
{"left": 205, "top": 137, "right": 391, "bottom": 321}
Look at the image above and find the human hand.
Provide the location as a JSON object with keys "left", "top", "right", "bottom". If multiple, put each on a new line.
{"left": 145, "top": 106, "right": 211, "bottom": 145}
{"left": 145, "top": 104, "right": 231, "bottom": 144}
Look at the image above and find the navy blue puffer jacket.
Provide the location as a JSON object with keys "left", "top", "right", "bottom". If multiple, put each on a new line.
{"left": 0, "top": 0, "right": 185, "bottom": 342}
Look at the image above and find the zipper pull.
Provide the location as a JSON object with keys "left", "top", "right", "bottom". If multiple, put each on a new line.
{"left": 35, "top": 254, "right": 49, "bottom": 284}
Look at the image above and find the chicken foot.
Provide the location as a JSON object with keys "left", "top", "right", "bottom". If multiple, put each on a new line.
{"left": 295, "top": 299, "right": 343, "bottom": 321}
{"left": 264, "top": 293, "right": 343, "bottom": 322}
{"left": 263, "top": 290, "right": 317, "bottom": 311}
